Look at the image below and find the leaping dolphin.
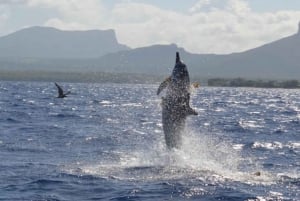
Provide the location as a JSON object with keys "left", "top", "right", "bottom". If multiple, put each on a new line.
{"left": 55, "top": 82, "right": 70, "bottom": 98}
{"left": 157, "top": 52, "right": 198, "bottom": 149}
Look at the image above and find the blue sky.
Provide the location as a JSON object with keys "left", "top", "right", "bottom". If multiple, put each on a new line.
{"left": 1, "top": 0, "right": 300, "bottom": 54}
{"left": 248, "top": 0, "right": 300, "bottom": 12}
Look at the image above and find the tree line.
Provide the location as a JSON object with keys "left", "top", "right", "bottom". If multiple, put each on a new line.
{"left": 208, "top": 78, "right": 300, "bottom": 89}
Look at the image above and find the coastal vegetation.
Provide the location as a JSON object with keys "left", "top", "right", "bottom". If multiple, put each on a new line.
{"left": 0, "top": 70, "right": 163, "bottom": 84}
{"left": 1, "top": 69, "right": 299, "bottom": 89}
{"left": 208, "top": 78, "right": 300, "bottom": 89}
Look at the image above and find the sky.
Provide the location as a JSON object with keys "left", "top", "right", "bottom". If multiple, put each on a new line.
{"left": 1, "top": 0, "right": 300, "bottom": 54}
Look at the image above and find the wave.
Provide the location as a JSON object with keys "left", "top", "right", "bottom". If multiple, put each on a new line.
{"left": 251, "top": 141, "right": 300, "bottom": 151}
{"left": 3, "top": 145, "right": 49, "bottom": 153}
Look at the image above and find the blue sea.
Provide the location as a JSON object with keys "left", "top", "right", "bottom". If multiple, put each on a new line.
{"left": 0, "top": 81, "right": 299, "bottom": 201}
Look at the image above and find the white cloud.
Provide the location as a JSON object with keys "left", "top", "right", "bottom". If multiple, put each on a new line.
{"left": 109, "top": 0, "right": 300, "bottom": 54}
{"left": 0, "top": 0, "right": 28, "bottom": 4}
{"left": 0, "top": 6, "right": 9, "bottom": 19}
{"left": 43, "top": 18, "right": 86, "bottom": 30}
{"left": 24, "top": 0, "right": 300, "bottom": 54}
{"left": 189, "top": 0, "right": 211, "bottom": 13}
{"left": 226, "top": 0, "right": 251, "bottom": 14}
{"left": 0, "top": 5, "right": 10, "bottom": 31}
{"left": 27, "top": 0, "right": 106, "bottom": 29}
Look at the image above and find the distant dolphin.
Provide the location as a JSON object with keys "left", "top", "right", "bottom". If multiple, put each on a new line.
{"left": 55, "top": 82, "right": 70, "bottom": 98}
{"left": 157, "top": 52, "right": 198, "bottom": 149}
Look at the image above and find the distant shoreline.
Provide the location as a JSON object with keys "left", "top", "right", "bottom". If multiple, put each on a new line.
{"left": 0, "top": 70, "right": 164, "bottom": 84}
{"left": 208, "top": 78, "right": 300, "bottom": 89}
{"left": 0, "top": 70, "right": 299, "bottom": 89}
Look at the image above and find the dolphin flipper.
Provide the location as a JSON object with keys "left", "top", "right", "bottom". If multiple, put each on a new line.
{"left": 157, "top": 76, "right": 171, "bottom": 95}
{"left": 186, "top": 107, "right": 198, "bottom": 115}
{"left": 185, "top": 93, "right": 198, "bottom": 116}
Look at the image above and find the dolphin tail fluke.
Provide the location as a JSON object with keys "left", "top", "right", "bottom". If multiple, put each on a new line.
{"left": 157, "top": 76, "right": 171, "bottom": 95}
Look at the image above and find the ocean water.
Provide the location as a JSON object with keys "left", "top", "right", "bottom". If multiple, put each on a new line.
{"left": 0, "top": 81, "right": 299, "bottom": 201}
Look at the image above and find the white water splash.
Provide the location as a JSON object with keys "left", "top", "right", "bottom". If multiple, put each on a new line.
{"left": 67, "top": 129, "right": 275, "bottom": 185}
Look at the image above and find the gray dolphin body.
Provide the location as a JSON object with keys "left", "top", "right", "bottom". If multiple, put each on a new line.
{"left": 157, "top": 52, "right": 198, "bottom": 149}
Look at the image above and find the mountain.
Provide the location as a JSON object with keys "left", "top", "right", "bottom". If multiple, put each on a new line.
{"left": 0, "top": 26, "right": 300, "bottom": 81}
{"left": 210, "top": 32, "right": 300, "bottom": 79}
{"left": 0, "top": 26, "right": 130, "bottom": 58}
{"left": 94, "top": 44, "right": 189, "bottom": 74}
{"left": 93, "top": 30, "right": 300, "bottom": 80}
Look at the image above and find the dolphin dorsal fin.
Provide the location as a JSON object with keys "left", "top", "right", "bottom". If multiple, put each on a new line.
{"left": 176, "top": 52, "right": 180, "bottom": 63}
